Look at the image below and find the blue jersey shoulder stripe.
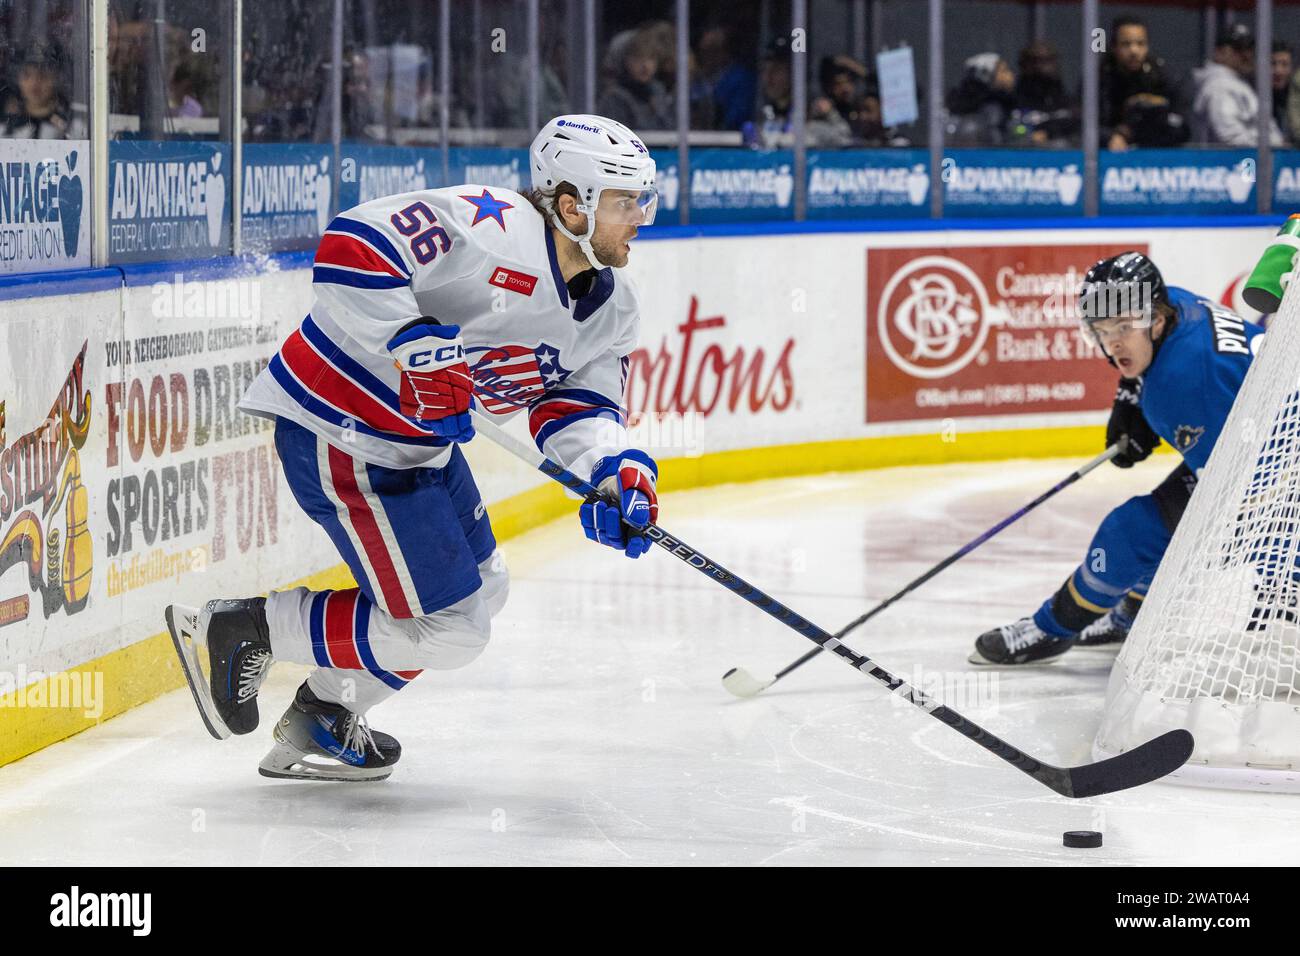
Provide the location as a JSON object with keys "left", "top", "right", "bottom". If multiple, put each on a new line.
{"left": 312, "top": 265, "right": 409, "bottom": 290}
{"left": 326, "top": 216, "right": 412, "bottom": 277}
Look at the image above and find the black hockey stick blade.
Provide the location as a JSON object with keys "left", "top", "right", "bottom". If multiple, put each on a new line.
{"left": 1052, "top": 729, "right": 1195, "bottom": 798}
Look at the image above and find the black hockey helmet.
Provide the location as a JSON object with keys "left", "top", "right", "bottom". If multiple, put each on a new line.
{"left": 1077, "top": 251, "right": 1168, "bottom": 324}
{"left": 1077, "top": 252, "right": 1175, "bottom": 365}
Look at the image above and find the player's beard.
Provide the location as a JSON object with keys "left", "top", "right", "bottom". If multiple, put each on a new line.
{"left": 590, "top": 230, "right": 629, "bottom": 268}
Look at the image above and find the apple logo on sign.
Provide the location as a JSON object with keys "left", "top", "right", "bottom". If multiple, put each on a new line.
{"left": 906, "top": 164, "right": 929, "bottom": 205}
{"left": 315, "top": 156, "right": 332, "bottom": 233}
{"left": 658, "top": 164, "right": 680, "bottom": 210}
{"left": 205, "top": 152, "right": 226, "bottom": 247}
{"left": 59, "top": 150, "right": 84, "bottom": 258}
{"left": 1057, "top": 164, "right": 1083, "bottom": 205}
{"left": 1225, "top": 160, "right": 1254, "bottom": 204}
{"left": 774, "top": 165, "right": 794, "bottom": 207}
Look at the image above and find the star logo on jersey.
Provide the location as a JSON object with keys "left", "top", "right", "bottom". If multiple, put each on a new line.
{"left": 466, "top": 342, "right": 572, "bottom": 413}
{"left": 460, "top": 189, "right": 514, "bottom": 230}
{"left": 534, "top": 344, "right": 571, "bottom": 387}
{"left": 1174, "top": 424, "right": 1205, "bottom": 452}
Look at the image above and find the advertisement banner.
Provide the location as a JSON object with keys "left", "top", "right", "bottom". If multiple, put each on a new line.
{"left": 688, "top": 148, "right": 795, "bottom": 223}
{"left": 650, "top": 149, "right": 682, "bottom": 226}
{"left": 806, "top": 149, "right": 930, "bottom": 219}
{"left": 0, "top": 274, "right": 323, "bottom": 681}
{"left": 941, "top": 149, "right": 1084, "bottom": 218}
{"left": 865, "top": 243, "right": 1141, "bottom": 423}
{"left": 1271, "top": 149, "right": 1300, "bottom": 209}
{"left": 240, "top": 143, "right": 333, "bottom": 254}
{"left": 0, "top": 139, "right": 91, "bottom": 275}
{"left": 337, "top": 143, "right": 439, "bottom": 210}
{"left": 447, "top": 147, "right": 527, "bottom": 192}
{"left": 1100, "top": 148, "right": 1256, "bottom": 215}
{"left": 108, "top": 140, "right": 231, "bottom": 263}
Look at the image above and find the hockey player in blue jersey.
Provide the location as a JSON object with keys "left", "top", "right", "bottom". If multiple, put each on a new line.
{"left": 971, "top": 251, "right": 1265, "bottom": 665}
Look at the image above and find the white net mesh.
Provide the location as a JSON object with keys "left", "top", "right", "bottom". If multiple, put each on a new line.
{"left": 1094, "top": 277, "right": 1300, "bottom": 789}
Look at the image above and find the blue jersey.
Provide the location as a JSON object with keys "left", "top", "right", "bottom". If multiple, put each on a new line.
{"left": 1139, "top": 287, "right": 1264, "bottom": 473}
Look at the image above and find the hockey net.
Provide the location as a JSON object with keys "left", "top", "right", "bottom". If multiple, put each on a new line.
{"left": 1093, "top": 277, "right": 1300, "bottom": 791}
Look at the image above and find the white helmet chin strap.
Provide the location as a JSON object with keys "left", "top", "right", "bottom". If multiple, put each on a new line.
{"left": 549, "top": 202, "right": 606, "bottom": 272}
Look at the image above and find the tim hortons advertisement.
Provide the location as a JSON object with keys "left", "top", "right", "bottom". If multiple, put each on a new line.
{"left": 865, "top": 244, "right": 1145, "bottom": 423}
{"left": 624, "top": 293, "right": 796, "bottom": 424}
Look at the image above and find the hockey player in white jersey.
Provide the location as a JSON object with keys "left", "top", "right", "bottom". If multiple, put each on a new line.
{"left": 165, "top": 115, "right": 660, "bottom": 780}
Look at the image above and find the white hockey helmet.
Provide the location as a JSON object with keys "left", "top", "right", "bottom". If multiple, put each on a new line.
{"left": 529, "top": 114, "right": 658, "bottom": 269}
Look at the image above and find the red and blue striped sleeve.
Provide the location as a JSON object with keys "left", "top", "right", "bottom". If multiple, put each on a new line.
{"left": 314, "top": 216, "right": 413, "bottom": 291}
{"left": 528, "top": 352, "right": 632, "bottom": 480}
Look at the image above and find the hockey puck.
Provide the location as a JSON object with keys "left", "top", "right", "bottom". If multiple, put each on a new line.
{"left": 1063, "top": 830, "right": 1103, "bottom": 848}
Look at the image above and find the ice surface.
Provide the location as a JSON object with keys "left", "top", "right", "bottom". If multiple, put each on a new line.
{"left": 3, "top": 455, "right": 1300, "bottom": 865}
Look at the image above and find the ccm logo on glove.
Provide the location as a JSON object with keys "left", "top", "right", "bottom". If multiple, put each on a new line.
{"left": 387, "top": 320, "right": 475, "bottom": 442}
{"left": 581, "top": 450, "right": 660, "bottom": 559}
{"left": 407, "top": 343, "right": 465, "bottom": 367}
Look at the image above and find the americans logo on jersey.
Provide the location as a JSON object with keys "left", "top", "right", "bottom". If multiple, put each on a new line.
{"left": 468, "top": 342, "right": 572, "bottom": 413}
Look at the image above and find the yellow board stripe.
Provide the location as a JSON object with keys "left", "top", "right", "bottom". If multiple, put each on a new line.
{"left": 0, "top": 423, "right": 1115, "bottom": 767}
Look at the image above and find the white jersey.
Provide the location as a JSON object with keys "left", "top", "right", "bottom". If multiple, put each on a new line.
{"left": 240, "top": 185, "right": 638, "bottom": 478}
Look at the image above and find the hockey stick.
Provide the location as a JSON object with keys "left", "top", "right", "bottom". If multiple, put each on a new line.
{"left": 468, "top": 412, "right": 1190, "bottom": 798}
{"left": 722, "top": 441, "right": 1125, "bottom": 698}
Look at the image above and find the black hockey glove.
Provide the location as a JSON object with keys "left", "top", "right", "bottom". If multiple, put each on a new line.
{"left": 1106, "top": 377, "right": 1160, "bottom": 468}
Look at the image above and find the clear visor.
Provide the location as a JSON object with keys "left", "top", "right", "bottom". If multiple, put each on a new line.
{"left": 596, "top": 187, "right": 659, "bottom": 227}
{"left": 1082, "top": 314, "right": 1153, "bottom": 349}
{"left": 1077, "top": 281, "right": 1155, "bottom": 348}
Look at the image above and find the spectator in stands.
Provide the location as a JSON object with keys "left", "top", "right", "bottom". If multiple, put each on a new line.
{"left": 2, "top": 43, "right": 72, "bottom": 138}
{"left": 1191, "top": 23, "right": 1284, "bottom": 146}
{"left": 1272, "top": 41, "right": 1295, "bottom": 144}
{"left": 106, "top": 3, "right": 151, "bottom": 129}
{"left": 744, "top": 35, "right": 802, "bottom": 148}
{"left": 483, "top": 45, "right": 569, "bottom": 130}
{"left": 856, "top": 72, "right": 916, "bottom": 147}
{"left": 945, "top": 52, "right": 1015, "bottom": 146}
{"left": 1287, "top": 57, "right": 1300, "bottom": 147}
{"left": 1099, "top": 15, "right": 1188, "bottom": 149}
{"left": 696, "top": 24, "right": 756, "bottom": 131}
{"left": 597, "top": 28, "right": 673, "bottom": 131}
{"left": 169, "top": 59, "right": 205, "bottom": 119}
{"left": 1011, "top": 41, "right": 1079, "bottom": 146}
{"left": 640, "top": 20, "right": 678, "bottom": 98}
{"left": 633, "top": 18, "right": 711, "bottom": 126}
{"left": 757, "top": 34, "right": 793, "bottom": 120}
{"left": 0, "top": 46, "right": 17, "bottom": 122}
{"left": 808, "top": 54, "right": 868, "bottom": 146}
{"left": 312, "top": 48, "right": 378, "bottom": 142}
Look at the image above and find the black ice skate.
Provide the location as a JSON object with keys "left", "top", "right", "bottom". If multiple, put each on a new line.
{"left": 1077, "top": 594, "right": 1142, "bottom": 647}
{"left": 258, "top": 681, "right": 401, "bottom": 782}
{"left": 969, "top": 616, "right": 1076, "bottom": 666}
{"left": 166, "top": 599, "right": 274, "bottom": 739}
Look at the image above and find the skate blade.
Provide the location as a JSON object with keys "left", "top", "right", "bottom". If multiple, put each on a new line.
{"left": 165, "top": 604, "right": 231, "bottom": 741}
{"left": 966, "top": 649, "right": 1068, "bottom": 668}
{"left": 257, "top": 737, "right": 394, "bottom": 783}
